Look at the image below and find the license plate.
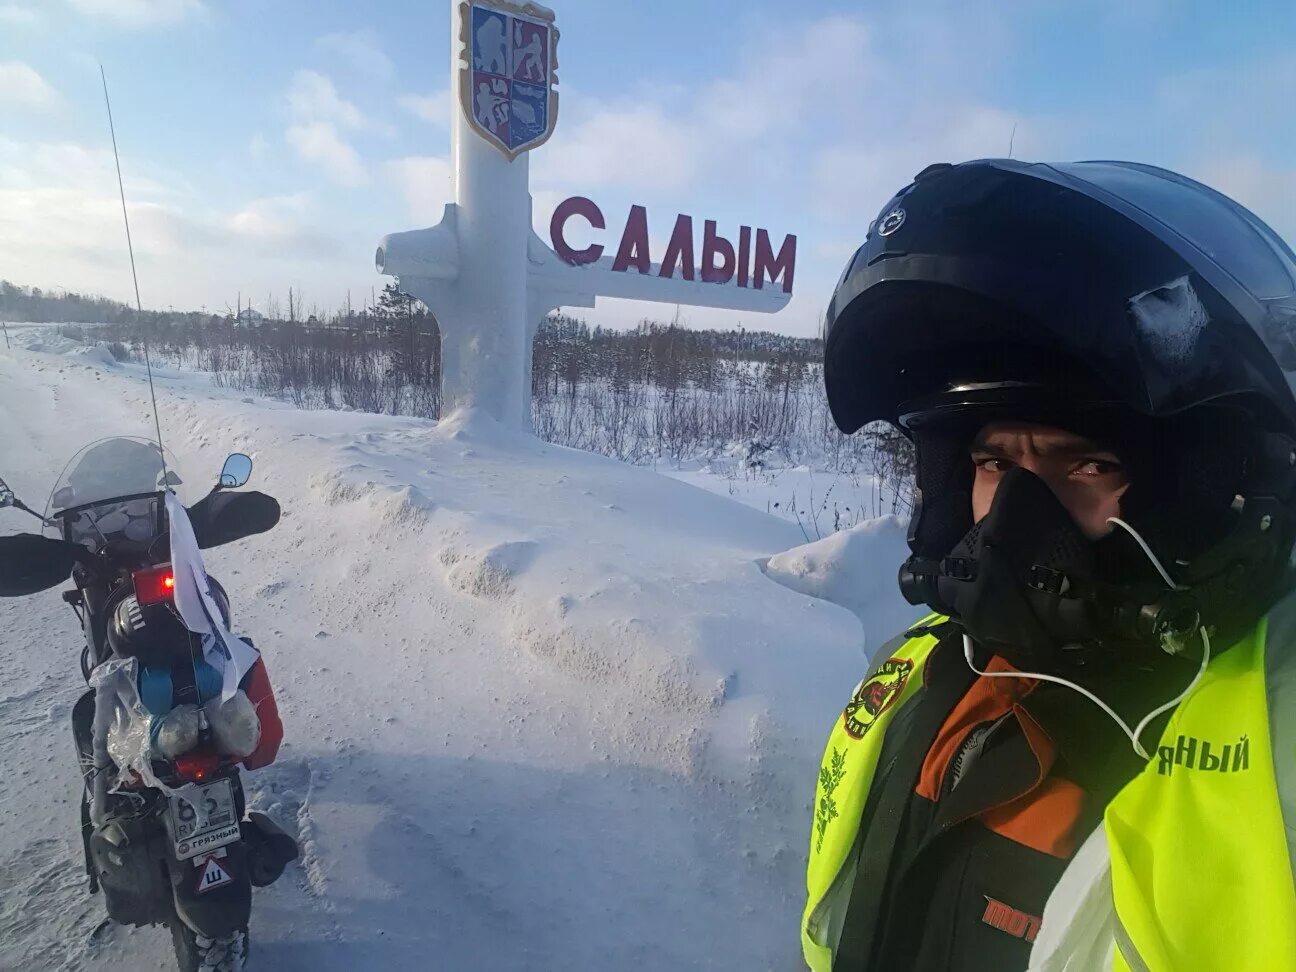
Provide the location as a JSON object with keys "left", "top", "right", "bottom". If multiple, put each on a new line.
{"left": 168, "top": 779, "right": 240, "bottom": 861}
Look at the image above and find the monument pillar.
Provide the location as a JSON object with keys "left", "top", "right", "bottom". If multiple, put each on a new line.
{"left": 445, "top": 3, "right": 532, "bottom": 423}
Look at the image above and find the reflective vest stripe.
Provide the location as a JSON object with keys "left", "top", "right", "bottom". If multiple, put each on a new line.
{"left": 1111, "top": 907, "right": 1149, "bottom": 972}
{"left": 801, "top": 617, "right": 943, "bottom": 971}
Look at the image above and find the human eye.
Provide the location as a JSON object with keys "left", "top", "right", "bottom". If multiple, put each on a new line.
{"left": 971, "top": 453, "right": 1013, "bottom": 473}
{"left": 1074, "top": 457, "right": 1123, "bottom": 478}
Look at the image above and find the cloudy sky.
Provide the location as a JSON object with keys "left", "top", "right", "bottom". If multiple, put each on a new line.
{"left": 2, "top": 0, "right": 1295, "bottom": 336}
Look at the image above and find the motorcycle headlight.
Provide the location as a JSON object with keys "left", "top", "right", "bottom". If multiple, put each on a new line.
{"left": 207, "top": 691, "right": 261, "bottom": 758}
{"left": 154, "top": 704, "right": 201, "bottom": 758}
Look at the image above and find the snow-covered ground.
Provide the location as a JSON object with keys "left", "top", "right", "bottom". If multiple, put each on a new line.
{"left": 659, "top": 459, "right": 904, "bottom": 541}
{"left": 0, "top": 327, "right": 922, "bottom": 970}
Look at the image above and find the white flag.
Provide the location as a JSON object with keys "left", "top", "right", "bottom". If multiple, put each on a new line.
{"left": 165, "top": 491, "right": 259, "bottom": 702}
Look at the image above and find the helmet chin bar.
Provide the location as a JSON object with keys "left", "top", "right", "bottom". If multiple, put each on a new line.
{"left": 898, "top": 553, "right": 1205, "bottom": 662}
{"left": 897, "top": 456, "right": 1296, "bottom": 668}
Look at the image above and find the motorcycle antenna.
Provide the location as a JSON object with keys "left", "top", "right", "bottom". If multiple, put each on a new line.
{"left": 100, "top": 65, "right": 169, "bottom": 480}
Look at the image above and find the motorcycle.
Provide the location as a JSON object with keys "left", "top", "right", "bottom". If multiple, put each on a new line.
{"left": 0, "top": 437, "right": 298, "bottom": 972}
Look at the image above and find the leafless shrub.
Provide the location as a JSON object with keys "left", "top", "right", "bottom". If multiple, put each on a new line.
{"left": 83, "top": 306, "right": 915, "bottom": 515}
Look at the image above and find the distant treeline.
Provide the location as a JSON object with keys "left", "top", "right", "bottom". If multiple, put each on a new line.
{"left": 11, "top": 278, "right": 914, "bottom": 515}
{"left": 1, "top": 280, "right": 145, "bottom": 325}
{"left": 0, "top": 278, "right": 822, "bottom": 363}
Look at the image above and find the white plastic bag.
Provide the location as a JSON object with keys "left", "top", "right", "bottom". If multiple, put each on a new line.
{"left": 87, "top": 657, "right": 214, "bottom": 830}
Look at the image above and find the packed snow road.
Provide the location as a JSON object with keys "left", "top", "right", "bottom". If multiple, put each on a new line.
{"left": 0, "top": 328, "right": 917, "bottom": 970}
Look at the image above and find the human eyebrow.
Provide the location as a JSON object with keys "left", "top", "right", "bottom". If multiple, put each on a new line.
{"left": 1044, "top": 443, "right": 1122, "bottom": 461}
{"left": 969, "top": 440, "right": 1012, "bottom": 457}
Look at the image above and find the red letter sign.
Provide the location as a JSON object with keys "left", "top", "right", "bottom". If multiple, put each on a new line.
{"left": 659, "top": 214, "right": 696, "bottom": 280}
{"left": 701, "top": 220, "right": 735, "bottom": 284}
{"left": 612, "top": 204, "right": 652, "bottom": 274}
{"left": 550, "top": 196, "right": 606, "bottom": 266}
{"left": 754, "top": 230, "right": 796, "bottom": 293}
{"left": 551, "top": 195, "right": 795, "bottom": 296}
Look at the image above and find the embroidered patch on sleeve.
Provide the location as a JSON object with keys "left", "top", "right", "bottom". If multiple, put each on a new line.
{"left": 842, "top": 657, "right": 913, "bottom": 739}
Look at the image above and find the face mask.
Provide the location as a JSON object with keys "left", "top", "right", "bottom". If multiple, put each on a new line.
{"left": 919, "top": 465, "right": 1105, "bottom": 667}
{"left": 942, "top": 466, "right": 1215, "bottom": 761}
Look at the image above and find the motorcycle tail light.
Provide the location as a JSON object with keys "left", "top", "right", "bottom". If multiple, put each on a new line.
{"left": 174, "top": 749, "right": 221, "bottom": 783}
{"left": 133, "top": 564, "right": 175, "bottom": 606}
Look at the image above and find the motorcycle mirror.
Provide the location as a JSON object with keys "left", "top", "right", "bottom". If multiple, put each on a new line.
{"left": 218, "top": 453, "right": 253, "bottom": 489}
{"left": 163, "top": 470, "right": 183, "bottom": 487}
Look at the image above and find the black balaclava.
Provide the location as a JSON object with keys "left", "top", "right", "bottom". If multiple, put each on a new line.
{"left": 903, "top": 406, "right": 1255, "bottom": 671}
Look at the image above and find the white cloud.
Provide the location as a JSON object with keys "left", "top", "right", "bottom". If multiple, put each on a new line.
{"left": 398, "top": 90, "right": 451, "bottom": 127}
{"left": 0, "top": 180, "right": 218, "bottom": 295}
{"left": 316, "top": 27, "right": 394, "bottom": 80}
{"left": 0, "top": 138, "right": 167, "bottom": 197}
{"left": 1190, "top": 155, "right": 1296, "bottom": 244}
{"left": 0, "top": 4, "right": 38, "bottom": 26}
{"left": 283, "top": 71, "right": 382, "bottom": 184}
{"left": 286, "top": 69, "right": 366, "bottom": 130}
{"left": 809, "top": 104, "right": 1037, "bottom": 225}
{"left": 286, "top": 122, "right": 368, "bottom": 187}
{"left": 225, "top": 193, "right": 339, "bottom": 258}
{"left": 534, "top": 103, "right": 697, "bottom": 191}
{"left": 0, "top": 62, "right": 60, "bottom": 108}
{"left": 386, "top": 156, "right": 453, "bottom": 223}
{"left": 225, "top": 193, "right": 305, "bottom": 239}
{"left": 535, "top": 15, "right": 878, "bottom": 195}
{"left": 0, "top": 135, "right": 366, "bottom": 316}
{"left": 67, "top": 0, "right": 205, "bottom": 28}
{"left": 1157, "top": 53, "right": 1296, "bottom": 121}
{"left": 696, "top": 15, "right": 874, "bottom": 144}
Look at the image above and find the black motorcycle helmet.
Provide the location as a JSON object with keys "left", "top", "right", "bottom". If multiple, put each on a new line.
{"left": 824, "top": 159, "right": 1296, "bottom": 663}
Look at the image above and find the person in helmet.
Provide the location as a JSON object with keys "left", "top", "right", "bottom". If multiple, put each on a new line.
{"left": 802, "top": 160, "right": 1296, "bottom": 971}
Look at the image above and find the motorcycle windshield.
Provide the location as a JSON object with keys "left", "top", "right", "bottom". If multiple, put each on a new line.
{"left": 44, "top": 435, "right": 186, "bottom": 552}
{"left": 45, "top": 437, "right": 182, "bottom": 515}
{"left": 43, "top": 437, "right": 184, "bottom": 552}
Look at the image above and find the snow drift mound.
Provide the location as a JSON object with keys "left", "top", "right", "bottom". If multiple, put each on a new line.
{"left": 0, "top": 336, "right": 908, "bottom": 970}
{"left": 763, "top": 516, "right": 927, "bottom": 657}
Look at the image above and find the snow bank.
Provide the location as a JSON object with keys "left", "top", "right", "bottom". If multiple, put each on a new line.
{"left": 6, "top": 324, "right": 119, "bottom": 366}
{"left": 763, "top": 516, "right": 927, "bottom": 658}
{"left": 0, "top": 338, "right": 911, "bottom": 969}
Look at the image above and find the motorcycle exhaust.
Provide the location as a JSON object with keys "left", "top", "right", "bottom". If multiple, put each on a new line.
{"left": 241, "top": 811, "right": 299, "bottom": 887}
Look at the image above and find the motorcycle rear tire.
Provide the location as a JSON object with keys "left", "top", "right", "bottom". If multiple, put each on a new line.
{"left": 168, "top": 920, "right": 248, "bottom": 972}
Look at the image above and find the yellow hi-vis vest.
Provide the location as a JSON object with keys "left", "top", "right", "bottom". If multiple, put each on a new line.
{"left": 802, "top": 611, "right": 1296, "bottom": 972}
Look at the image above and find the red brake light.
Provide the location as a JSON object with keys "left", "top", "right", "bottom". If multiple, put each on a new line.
{"left": 174, "top": 749, "right": 221, "bottom": 783}
{"left": 133, "top": 564, "right": 175, "bottom": 606}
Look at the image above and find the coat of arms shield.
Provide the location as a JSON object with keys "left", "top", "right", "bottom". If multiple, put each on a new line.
{"left": 458, "top": 1, "right": 560, "bottom": 161}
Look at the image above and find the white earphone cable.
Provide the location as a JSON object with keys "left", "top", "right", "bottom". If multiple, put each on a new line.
{"left": 960, "top": 516, "right": 1210, "bottom": 760}
{"left": 962, "top": 627, "right": 1209, "bottom": 760}
{"left": 1105, "top": 516, "right": 1186, "bottom": 592}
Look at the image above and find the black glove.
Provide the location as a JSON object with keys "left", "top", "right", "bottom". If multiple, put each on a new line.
{"left": 185, "top": 491, "right": 281, "bottom": 549}
{"left": 0, "top": 533, "right": 82, "bottom": 596}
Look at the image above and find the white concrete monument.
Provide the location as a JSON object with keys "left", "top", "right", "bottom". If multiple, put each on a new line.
{"left": 377, "top": 0, "right": 796, "bottom": 428}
